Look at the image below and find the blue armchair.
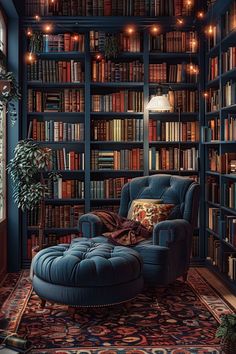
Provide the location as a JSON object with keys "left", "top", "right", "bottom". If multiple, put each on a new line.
{"left": 78, "top": 174, "right": 200, "bottom": 286}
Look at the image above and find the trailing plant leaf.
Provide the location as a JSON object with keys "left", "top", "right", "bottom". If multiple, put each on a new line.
{"left": 216, "top": 314, "right": 236, "bottom": 342}
{"left": 104, "top": 34, "right": 120, "bottom": 58}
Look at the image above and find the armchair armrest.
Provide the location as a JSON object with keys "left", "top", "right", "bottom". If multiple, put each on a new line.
{"left": 79, "top": 213, "right": 104, "bottom": 238}
{"left": 153, "top": 219, "right": 193, "bottom": 247}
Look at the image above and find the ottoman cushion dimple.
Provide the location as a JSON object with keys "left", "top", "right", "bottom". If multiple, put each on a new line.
{"left": 32, "top": 239, "right": 144, "bottom": 306}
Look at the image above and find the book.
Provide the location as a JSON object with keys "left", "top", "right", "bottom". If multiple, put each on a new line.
{"left": 91, "top": 149, "right": 144, "bottom": 170}
{"left": 91, "top": 177, "right": 131, "bottom": 199}
{"left": 46, "top": 179, "right": 84, "bottom": 199}
{"left": 47, "top": 149, "right": 85, "bottom": 171}
{"left": 148, "top": 120, "right": 199, "bottom": 142}
{"left": 206, "top": 177, "right": 220, "bottom": 204}
{"left": 92, "top": 91, "right": 143, "bottom": 112}
{"left": 149, "top": 62, "right": 199, "bottom": 84}
{"left": 222, "top": 80, "right": 236, "bottom": 107}
{"left": 224, "top": 115, "right": 236, "bottom": 141}
{"left": 208, "top": 207, "right": 220, "bottom": 234}
{"left": 222, "top": 47, "right": 236, "bottom": 73}
{"left": 208, "top": 56, "right": 219, "bottom": 81}
{"left": 149, "top": 31, "right": 198, "bottom": 53}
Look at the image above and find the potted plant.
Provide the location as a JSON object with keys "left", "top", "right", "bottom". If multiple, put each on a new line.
{"left": 216, "top": 314, "right": 236, "bottom": 354}
{"left": 7, "top": 139, "right": 52, "bottom": 254}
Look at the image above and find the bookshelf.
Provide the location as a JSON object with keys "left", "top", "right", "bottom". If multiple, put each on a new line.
{"left": 20, "top": 2, "right": 204, "bottom": 268}
{"left": 204, "top": 0, "right": 236, "bottom": 292}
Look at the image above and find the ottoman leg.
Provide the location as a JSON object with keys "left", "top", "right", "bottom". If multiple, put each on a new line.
{"left": 40, "top": 298, "right": 46, "bottom": 308}
{"left": 68, "top": 306, "right": 76, "bottom": 319}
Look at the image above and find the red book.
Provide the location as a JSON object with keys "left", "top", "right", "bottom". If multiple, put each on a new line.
{"left": 104, "top": 0, "right": 112, "bottom": 16}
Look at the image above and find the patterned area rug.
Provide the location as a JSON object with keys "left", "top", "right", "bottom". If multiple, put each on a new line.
{"left": 0, "top": 268, "right": 234, "bottom": 354}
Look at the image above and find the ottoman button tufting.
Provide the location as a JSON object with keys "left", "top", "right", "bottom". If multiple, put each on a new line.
{"left": 32, "top": 239, "right": 144, "bottom": 307}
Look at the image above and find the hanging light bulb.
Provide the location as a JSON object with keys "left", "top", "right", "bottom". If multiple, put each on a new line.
{"left": 203, "top": 92, "right": 209, "bottom": 98}
{"left": 35, "top": 15, "right": 40, "bottom": 21}
{"left": 27, "top": 28, "right": 33, "bottom": 37}
{"left": 177, "top": 18, "right": 184, "bottom": 25}
{"left": 150, "top": 25, "right": 159, "bottom": 35}
{"left": 197, "top": 11, "right": 204, "bottom": 19}
{"left": 95, "top": 54, "right": 102, "bottom": 60}
{"left": 207, "top": 25, "right": 214, "bottom": 36}
{"left": 26, "top": 52, "right": 35, "bottom": 63}
{"left": 73, "top": 34, "right": 79, "bottom": 41}
{"left": 44, "top": 24, "right": 53, "bottom": 33}
{"left": 126, "top": 26, "right": 136, "bottom": 35}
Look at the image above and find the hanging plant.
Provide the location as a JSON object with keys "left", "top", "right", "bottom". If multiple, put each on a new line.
{"left": 0, "top": 71, "right": 21, "bottom": 126}
{"left": 104, "top": 34, "right": 120, "bottom": 58}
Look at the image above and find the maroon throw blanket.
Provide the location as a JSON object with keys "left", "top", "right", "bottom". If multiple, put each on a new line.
{"left": 91, "top": 210, "right": 151, "bottom": 246}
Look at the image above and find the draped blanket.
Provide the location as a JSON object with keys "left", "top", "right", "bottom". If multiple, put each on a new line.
{"left": 91, "top": 210, "right": 151, "bottom": 246}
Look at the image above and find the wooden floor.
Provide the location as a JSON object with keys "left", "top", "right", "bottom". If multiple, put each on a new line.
{"left": 197, "top": 267, "right": 236, "bottom": 310}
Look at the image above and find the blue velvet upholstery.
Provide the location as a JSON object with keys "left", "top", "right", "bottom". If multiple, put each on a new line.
{"left": 32, "top": 239, "right": 143, "bottom": 306}
{"left": 78, "top": 175, "right": 200, "bottom": 286}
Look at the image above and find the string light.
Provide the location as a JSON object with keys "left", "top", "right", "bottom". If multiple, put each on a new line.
{"left": 95, "top": 54, "right": 102, "bottom": 60}
{"left": 197, "top": 11, "right": 204, "bottom": 19}
{"left": 27, "top": 29, "right": 33, "bottom": 37}
{"left": 203, "top": 92, "right": 209, "bottom": 98}
{"left": 35, "top": 15, "right": 40, "bottom": 21}
{"left": 207, "top": 25, "right": 214, "bottom": 36}
{"left": 26, "top": 52, "right": 35, "bottom": 63}
{"left": 177, "top": 18, "right": 184, "bottom": 25}
{"left": 150, "top": 25, "right": 159, "bottom": 35}
{"left": 126, "top": 26, "right": 136, "bottom": 35}
{"left": 44, "top": 24, "right": 53, "bottom": 33}
{"left": 73, "top": 34, "right": 79, "bottom": 41}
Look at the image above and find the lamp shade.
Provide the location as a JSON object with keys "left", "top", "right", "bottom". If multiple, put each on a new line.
{"left": 146, "top": 94, "right": 171, "bottom": 111}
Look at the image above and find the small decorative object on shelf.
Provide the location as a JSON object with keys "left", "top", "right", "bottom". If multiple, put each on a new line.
{"left": 7, "top": 139, "right": 53, "bottom": 254}
{"left": 216, "top": 314, "right": 236, "bottom": 354}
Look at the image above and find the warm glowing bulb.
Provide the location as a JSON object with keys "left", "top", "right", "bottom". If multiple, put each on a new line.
{"left": 190, "top": 64, "right": 194, "bottom": 71}
{"left": 44, "top": 24, "right": 52, "bottom": 33}
{"left": 35, "top": 15, "right": 40, "bottom": 21}
{"left": 197, "top": 11, "right": 204, "bottom": 19}
{"left": 27, "top": 29, "right": 32, "bottom": 37}
{"left": 177, "top": 18, "right": 184, "bottom": 25}
{"left": 126, "top": 26, "right": 135, "bottom": 35}
{"left": 204, "top": 92, "right": 209, "bottom": 98}
{"left": 96, "top": 54, "right": 102, "bottom": 60}
{"left": 186, "top": 0, "right": 192, "bottom": 6}
{"left": 208, "top": 25, "right": 213, "bottom": 35}
{"left": 73, "top": 35, "right": 79, "bottom": 41}
{"left": 51, "top": 0, "right": 55, "bottom": 3}
{"left": 151, "top": 25, "right": 159, "bottom": 34}
{"left": 27, "top": 52, "right": 35, "bottom": 63}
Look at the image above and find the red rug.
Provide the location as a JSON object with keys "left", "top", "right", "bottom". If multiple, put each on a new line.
{"left": 0, "top": 268, "right": 234, "bottom": 354}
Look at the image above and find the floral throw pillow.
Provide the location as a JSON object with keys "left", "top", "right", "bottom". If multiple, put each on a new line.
{"left": 129, "top": 201, "right": 175, "bottom": 232}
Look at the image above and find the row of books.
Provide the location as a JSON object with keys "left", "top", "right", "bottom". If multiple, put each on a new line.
{"left": 46, "top": 179, "right": 84, "bottom": 199}
{"left": 25, "top": 0, "right": 195, "bottom": 17}
{"left": 208, "top": 56, "right": 219, "bottom": 81}
{"left": 222, "top": 80, "right": 236, "bottom": 107}
{"left": 28, "top": 119, "right": 84, "bottom": 142}
{"left": 223, "top": 0, "right": 236, "bottom": 37}
{"left": 222, "top": 47, "right": 236, "bottom": 73}
{"left": 224, "top": 116, "right": 236, "bottom": 141}
{"left": 91, "top": 149, "right": 144, "bottom": 170}
{"left": 32, "top": 34, "right": 85, "bottom": 53}
{"left": 148, "top": 147, "right": 199, "bottom": 171}
{"left": 206, "top": 89, "right": 220, "bottom": 112}
{"left": 27, "top": 60, "right": 84, "bottom": 83}
{"left": 28, "top": 205, "right": 84, "bottom": 228}
{"left": 90, "top": 178, "right": 131, "bottom": 199}
{"left": 208, "top": 150, "right": 236, "bottom": 174}
{"left": 28, "top": 89, "right": 85, "bottom": 113}
{"left": 92, "top": 91, "right": 143, "bottom": 112}
{"left": 148, "top": 120, "right": 199, "bottom": 142}
{"left": 223, "top": 181, "right": 236, "bottom": 210}
{"left": 207, "top": 234, "right": 236, "bottom": 281}
{"left": 27, "top": 233, "right": 77, "bottom": 259}
{"left": 90, "top": 31, "right": 141, "bottom": 53}
{"left": 202, "top": 118, "right": 220, "bottom": 142}
{"left": 48, "top": 149, "right": 85, "bottom": 171}
{"left": 224, "top": 215, "right": 236, "bottom": 248}
{"left": 149, "top": 63, "right": 199, "bottom": 84}
{"left": 149, "top": 31, "right": 197, "bottom": 53}
{"left": 206, "top": 177, "right": 220, "bottom": 205}
{"left": 92, "top": 60, "right": 144, "bottom": 83}
{"left": 165, "top": 90, "right": 199, "bottom": 112}
{"left": 208, "top": 207, "right": 220, "bottom": 234}
{"left": 92, "top": 118, "right": 143, "bottom": 142}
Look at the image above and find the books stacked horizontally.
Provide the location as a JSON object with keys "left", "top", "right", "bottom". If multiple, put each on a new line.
{"left": 91, "top": 178, "right": 131, "bottom": 199}
{"left": 92, "top": 119, "right": 143, "bottom": 141}
{"left": 28, "top": 89, "right": 85, "bottom": 112}
{"left": 149, "top": 120, "right": 199, "bottom": 142}
{"left": 149, "top": 147, "right": 199, "bottom": 171}
{"left": 91, "top": 149, "right": 143, "bottom": 170}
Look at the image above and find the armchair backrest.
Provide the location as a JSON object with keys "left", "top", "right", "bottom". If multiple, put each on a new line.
{"left": 119, "top": 174, "right": 200, "bottom": 228}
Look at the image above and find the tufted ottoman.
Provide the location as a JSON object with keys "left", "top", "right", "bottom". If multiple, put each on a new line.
{"left": 32, "top": 239, "right": 143, "bottom": 307}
